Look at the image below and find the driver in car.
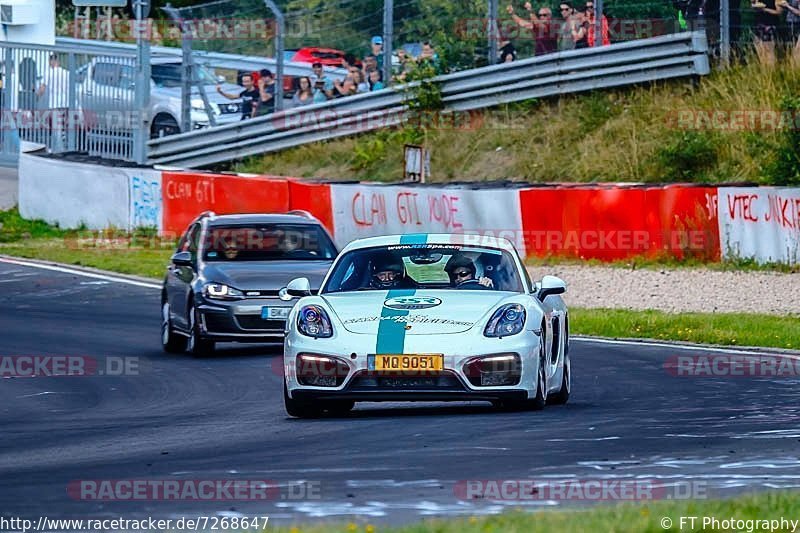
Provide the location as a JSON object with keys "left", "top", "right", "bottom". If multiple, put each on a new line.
{"left": 369, "top": 254, "right": 416, "bottom": 290}
{"left": 444, "top": 254, "right": 494, "bottom": 289}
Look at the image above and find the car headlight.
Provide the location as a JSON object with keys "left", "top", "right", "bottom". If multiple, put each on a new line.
{"left": 202, "top": 282, "right": 244, "bottom": 300}
{"left": 484, "top": 304, "right": 526, "bottom": 338}
{"left": 297, "top": 305, "right": 333, "bottom": 338}
{"left": 191, "top": 99, "right": 219, "bottom": 115}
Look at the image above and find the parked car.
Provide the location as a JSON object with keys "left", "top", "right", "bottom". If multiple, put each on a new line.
{"left": 77, "top": 56, "right": 244, "bottom": 138}
{"left": 161, "top": 211, "right": 338, "bottom": 356}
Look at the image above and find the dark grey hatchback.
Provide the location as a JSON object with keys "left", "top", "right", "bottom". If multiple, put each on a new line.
{"left": 161, "top": 211, "right": 338, "bottom": 355}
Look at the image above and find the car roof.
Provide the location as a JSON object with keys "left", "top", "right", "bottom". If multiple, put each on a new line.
{"left": 340, "top": 233, "right": 518, "bottom": 254}
{"left": 205, "top": 213, "right": 320, "bottom": 227}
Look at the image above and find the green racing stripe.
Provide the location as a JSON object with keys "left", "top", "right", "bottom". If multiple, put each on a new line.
{"left": 375, "top": 234, "right": 428, "bottom": 355}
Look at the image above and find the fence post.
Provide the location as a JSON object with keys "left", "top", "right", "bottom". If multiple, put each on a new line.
{"left": 487, "top": 0, "right": 498, "bottom": 64}
{"left": 594, "top": 0, "right": 603, "bottom": 47}
{"left": 382, "top": 0, "right": 393, "bottom": 86}
{"left": 132, "top": 0, "right": 151, "bottom": 164}
{"left": 263, "top": 0, "right": 284, "bottom": 111}
{"left": 67, "top": 51, "right": 77, "bottom": 152}
{"left": 720, "top": 0, "right": 730, "bottom": 65}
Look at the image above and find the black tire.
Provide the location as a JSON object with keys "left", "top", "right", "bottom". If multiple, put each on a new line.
{"left": 186, "top": 302, "right": 215, "bottom": 357}
{"left": 283, "top": 382, "right": 323, "bottom": 418}
{"left": 548, "top": 354, "right": 571, "bottom": 405}
{"left": 529, "top": 355, "right": 548, "bottom": 411}
{"left": 150, "top": 114, "right": 180, "bottom": 139}
{"left": 161, "top": 301, "right": 187, "bottom": 353}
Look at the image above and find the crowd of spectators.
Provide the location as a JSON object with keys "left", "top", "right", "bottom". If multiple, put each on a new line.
{"left": 219, "top": 35, "right": 444, "bottom": 117}
{"left": 503, "top": 1, "right": 609, "bottom": 62}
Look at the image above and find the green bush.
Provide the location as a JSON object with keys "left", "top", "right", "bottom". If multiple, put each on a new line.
{"left": 655, "top": 130, "right": 719, "bottom": 182}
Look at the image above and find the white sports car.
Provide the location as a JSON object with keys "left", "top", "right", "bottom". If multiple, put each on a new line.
{"left": 282, "top": 233, "right": 570, "bottom": 417}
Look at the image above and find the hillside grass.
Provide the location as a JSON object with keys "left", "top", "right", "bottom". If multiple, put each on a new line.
{"left": 235, "top": 59, "right": 800, "bottom": 184}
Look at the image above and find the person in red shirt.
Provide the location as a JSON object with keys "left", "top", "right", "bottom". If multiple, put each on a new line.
{"left": 584, "top": 1, "right": 610, "bottom": 47}
{"left": 507, "top": 2, "right": 558, "bottom": 56}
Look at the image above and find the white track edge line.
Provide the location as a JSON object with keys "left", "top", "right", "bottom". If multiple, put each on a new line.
{"left": 573, "top": 336, "right": 796, "bottom": 357}
{"left": 0, "top": 257, "right": 161, "bottom": 289}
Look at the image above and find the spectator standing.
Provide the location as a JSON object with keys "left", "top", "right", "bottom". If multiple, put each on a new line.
{"left": 291, "top": 77, "right": 314, "bottom": 107}
{"left": 368, "top": 69, "right": 385, "bottom": 90}
{"left": 779, "top": 0, "right": 800, "bottom": 64}
{"left": 370, "top": 35, "right": 385, "bottom": 71}
{"left": 393, "top": 48, "right": 414, "bottom": 81}
{"left": 558, "top": 2, "right": 578, "bottom": 51}
{"left": 256, "top": 69, "right": 275, "bottom": 116}
{"left": 418, "top": 41, "right": 442, "bottom": 72}
{"left": 333, "top": 72, "right": 357, "bottom": 97}
{"left": 499, "top": 39, "right": 517, "bottom": 62}
{"left": 354, "top": 70, "right": 370, "bottom": 93}
{"left": 584, "top": 1, "right": 610, "bottom": 47}
{"left": 217, "top": 73, "right": 259, "bottom": 119}
{"left": 36, "top": 53, "right": 70, "bottom": 150}
{"left": 310, "top": 62, "right": 335, "bottom": 101}
{"left": 506, "top": 3, "right": 558, "bottom": 56}
{"left": 571, "top": 9, "right": 590, "bottom": 48}
{"left": 752, "top": 0, "right": 782, "bottom": 65}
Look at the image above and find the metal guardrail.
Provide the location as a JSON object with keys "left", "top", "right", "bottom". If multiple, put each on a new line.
{"left": 147, "top": 31, "right": 708, "bottom": 168}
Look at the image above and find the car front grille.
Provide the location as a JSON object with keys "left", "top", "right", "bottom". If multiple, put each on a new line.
{"left": 203, "top": 313, "right": 239, "bottom": 334}
{"left": 348, "top": 372, "right": 464, "bottom": 391}
{"left": 235, "top": 315, "right": 286, "bottom": 331}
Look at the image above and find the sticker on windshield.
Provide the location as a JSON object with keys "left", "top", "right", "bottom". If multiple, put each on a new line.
{"left": 383, "top": 296, "right": 442, "bottom": 310}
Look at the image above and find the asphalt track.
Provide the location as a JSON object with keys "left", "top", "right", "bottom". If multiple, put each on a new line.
{"left": 1, "top": 258, "right": 799, "bottom": 526}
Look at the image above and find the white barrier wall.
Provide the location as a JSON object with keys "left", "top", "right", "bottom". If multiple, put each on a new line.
{"left": 330, "top": 184, "right": 526, "bottom": 254}
{"left": 19, "top": 150, "right": 163, "bottom": 231}
{"left": 19, "top": 150, "right": 129, "bottom": 230}
{"left": 718, "top": 187, "right": 800, "bottom": 264}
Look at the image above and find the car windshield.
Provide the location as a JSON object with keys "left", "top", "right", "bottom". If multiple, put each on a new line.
{"left": 152, "top": 64, "right": 217, "bottom": 87}
{"left": 322, "top": 244, "right": 524, "bottom": 293}
{"left": 202, "top": 224, "right": 336, "bottom": 261}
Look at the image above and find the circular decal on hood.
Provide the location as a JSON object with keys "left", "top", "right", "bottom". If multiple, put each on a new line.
{"left": 383, "top": 296, "right": 442, "bottom": 310}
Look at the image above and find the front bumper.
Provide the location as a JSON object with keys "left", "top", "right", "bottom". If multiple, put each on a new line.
{"left": 197, "top": 299, "right": 293, "bottom": 342}
{"left": 284, "top": 331, "right": 540, "bottom": 402}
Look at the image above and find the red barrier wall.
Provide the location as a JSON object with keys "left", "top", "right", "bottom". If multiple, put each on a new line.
{"left": 520, "top": 185, "right": 720, "bottom": 261}
{"left": 162, "top": 172, "right": 291, "bottom": 234}
{"left": 287, "top": 180, "right": 335, "bottom": 237}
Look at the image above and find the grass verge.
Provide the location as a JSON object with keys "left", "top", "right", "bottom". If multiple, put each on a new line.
{"left": 570, "top": 308, "right": 799, "bottom": 350}
{"left": 275, "top": 491, "right": 800, "bottom": 533}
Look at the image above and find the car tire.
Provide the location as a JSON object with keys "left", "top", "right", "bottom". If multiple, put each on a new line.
{"left": 283, "top": 382, "right": 323, "bottom": 418}
{"left": 186, "top": 302, "right": 215, "bottom": 357}
{"left": 548, "top": 353, "right": 570, "bottom": 405}
{"left": 161, "top": 301, "right": 187, "bottom": 353}
{"left": 151, "top": 114, "right": 180, "bottom": 139}
{"left": 493, "top": 337, "right": 547, "bottom": 412}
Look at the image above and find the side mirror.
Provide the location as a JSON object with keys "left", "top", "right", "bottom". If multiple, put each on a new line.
{"left": 538, "top": 275, "right": 566, "bottom": 300}
{"left": 286, "top": 277, "right": 312, "bottom": 297}
{"left": 171, "top": 251, "right": 193, "bottom": 266}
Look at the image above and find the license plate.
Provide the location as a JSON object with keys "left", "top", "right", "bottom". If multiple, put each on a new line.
{"left": 261, "top": 306, "right": 290, "bottom": 319}
{"left": 373, "top": 354, "right": 443, "bottom": 372}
